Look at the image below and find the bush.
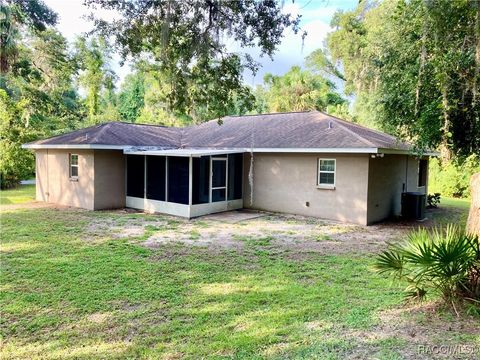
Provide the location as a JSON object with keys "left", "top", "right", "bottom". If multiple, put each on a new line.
{"left": 374, "top": 225, "right": 480, "bottom": 308}
{"left": 0, "top": 90, "right": 36, "bottom": 189}
{"left": 429, "top": 155, "right": 480, "bottom": 198}
{"left": 0, "top": 140, "right": 35, "bottom": 189}
{"left": 427, "top": 193, "right": 441, "bottom": 208}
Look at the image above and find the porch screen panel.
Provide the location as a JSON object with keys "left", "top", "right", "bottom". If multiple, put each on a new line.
{"left": 146, "top": 156, "right": 166, "bottom": 201}
{"left": 126, "top": 155, "right": 145, "bottom": 198}
{"left": 192, "top": 157, "right": 210, "bottom": 204}
{"left": 228, "top": 153, "right": 243, "bottom": 200}
{"left": 212, "top": 159, "right": 226, "bottom": 187}
{"left": 167, "top": 156, "right": 189, "bottom": 204}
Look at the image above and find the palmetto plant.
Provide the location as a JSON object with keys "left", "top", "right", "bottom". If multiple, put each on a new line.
{"left": 374, "top": 225, "right": 480, "bottom": 309}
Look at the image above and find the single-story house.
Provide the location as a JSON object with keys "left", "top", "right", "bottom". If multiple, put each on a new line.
{"left": 23, "top": 111, "right": 433, "bottom": 225}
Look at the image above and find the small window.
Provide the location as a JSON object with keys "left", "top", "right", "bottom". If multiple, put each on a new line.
{"left": 318, "top": 159, "right": 335, "bottom": 188}
{"left": 418, "top": 159, "right": 428, "bottom": 187}
{"left": 69, "top": 154, "right": 79, "bottom": 179}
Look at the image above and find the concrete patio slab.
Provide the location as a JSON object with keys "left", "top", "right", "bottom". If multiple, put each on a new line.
{"left": 197, "top": 209, "right": 266, "bottom": 223}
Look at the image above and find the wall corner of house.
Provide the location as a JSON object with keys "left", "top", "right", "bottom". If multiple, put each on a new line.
{"left": 365, "top": 155, "right": 372, "bottom": 226}
{"left": 91, "top": 150, "right": 97, "bottom": 210}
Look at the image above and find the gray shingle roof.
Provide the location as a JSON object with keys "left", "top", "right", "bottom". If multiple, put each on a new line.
{"left": 183, "top": 111, "right": 409, "bottom": 149}
{"left": 30, "top": 122, "right": 181, "bottom": 147}
{"left": 25, "top": 111, "right": 411, "bottom": 151}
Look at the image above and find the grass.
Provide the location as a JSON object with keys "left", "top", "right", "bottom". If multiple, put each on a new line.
{"left": 0, "top": 184, "right": 35, "bottom": 205}
{"left": 429, "top": 196, "right": 471, "bottom": 228}
{"left": 0, "top": 186, "right": 478, "bottom": 359}
{"left": 441, "top": 197, "right": 470, "bottom": 209}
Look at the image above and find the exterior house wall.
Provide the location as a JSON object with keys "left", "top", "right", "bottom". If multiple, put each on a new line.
{"left": 35, "top": 149, "right": 126, "bottom": 210}
{"left": 93, "top": 150, "right": 126, "bottom": 209}
{"left": 366, "top": 155, "right": 428, "bottom": 224}
{"left": 243, "top": 153, "right": 370, "bottom": 225}
{"left": 34, "top": 149, "right": 429, "bottom": 225}
{"left": 35, "top": 149, "right": 95, "bottom": 210}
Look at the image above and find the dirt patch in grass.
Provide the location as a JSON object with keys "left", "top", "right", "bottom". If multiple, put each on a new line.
{"left": 343, "top": 303, "right": 480, "bottom": 359}
{"left": 1, "top": 202, "right": 458, "bottom": 259}
{"left": 142, "top": 212, "right": 410, "bottom": 257}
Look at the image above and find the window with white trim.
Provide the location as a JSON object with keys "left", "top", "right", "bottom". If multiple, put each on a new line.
{"left": 69, "top": 154, "right": 79, "bottom": 179}
{"left": 318, "top": 159, "right": 335, "bottom": 187}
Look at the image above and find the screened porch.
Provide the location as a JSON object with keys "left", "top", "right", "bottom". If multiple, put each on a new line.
{"left": 124, "top": 150, "right": 244, "bottom": 218}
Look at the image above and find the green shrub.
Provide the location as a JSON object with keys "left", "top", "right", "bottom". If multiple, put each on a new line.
{"left": 0, "top": 140, "right": 35, "bottom": 189}
{"left": 0, "top": 90, "right": 36, "bottom": 189}
{"left": 427, "top": 193, "right": 441, "bottom": 208}
{"left": 374, "top": 225, "right": 480, "bottom": 307}
{"left": 429, "top": 155, "right": 480, "bottom": 198}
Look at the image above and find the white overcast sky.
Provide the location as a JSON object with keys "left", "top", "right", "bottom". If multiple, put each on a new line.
{"left": 43, "top": 0, "right": 357, "bottom": 87}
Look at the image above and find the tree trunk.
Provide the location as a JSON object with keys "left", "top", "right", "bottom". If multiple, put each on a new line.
{"left": 440, "top": 86, "right": 452, "bottom": 161}
{"left": 467, "top": 173, "right": 480, "bottom": 237}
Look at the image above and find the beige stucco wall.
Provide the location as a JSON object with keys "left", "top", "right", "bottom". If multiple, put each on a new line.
{"left": 93, "top": 150, "right": 126, "bottom": 209}
{"left": 243, "top": 153, "right": 370, "bottom": 225}
{"left": 35, "top": 149, "right": 95, "bottom": 209}
{"left": 367, "top": 155, "right": 428, "bottom": 224}
{"left": 34, "top": 148, "right": 429, "bottom": 223}
{"left": 35, "top": 149, "right": 126, "bottom": 210}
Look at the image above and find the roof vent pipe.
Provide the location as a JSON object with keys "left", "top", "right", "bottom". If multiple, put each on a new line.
{"left": 328, "top": 121, "right": 333, "bottom": 129}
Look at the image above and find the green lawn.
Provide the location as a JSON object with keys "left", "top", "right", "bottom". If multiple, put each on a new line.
{"left": 429, "top": 196, "right": 471, "bottom": 228}
{"left": 441, "top": 197, "right": 471, "bottom": 209}
{"left": 0, "top": 184, "right": 35, "bottom": 205}
{"left": 0, "top": 186, "right": 478, "bottom": 359}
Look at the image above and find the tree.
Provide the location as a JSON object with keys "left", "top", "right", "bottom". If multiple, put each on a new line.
{"left": 258, "top": 65, "right": 347, "bottom": 114}
{"left": 0, "top": 1, "right": 84, "bottom": 188}
{"left": 325, "top": 0, "right": 479, "bottom": 158}
{"left": 1, "top": 0, "right": 58, "bottom": 73}
{"left": 0, "top": 89, "right": 36, "bottom": 188}
{"left": 118, "top": 70, "right": 145, "bottom": 123}
{"left": 0, "top": 5, "right": 19, "bottom": 73}
{"left": 4, "top": 0, "right": 57, "bottom": 32}
{"left": 467, "top": 173, "right": 480, "bottom": 236}
{"left": 85, "top": 0, "right": 303, "bottom": 121}
{"left": 74, "top": 36, "right": 116, "bottom": 123}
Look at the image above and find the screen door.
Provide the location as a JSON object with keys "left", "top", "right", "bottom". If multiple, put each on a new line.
{"left": 211, "top": 158, "right": 227, "bottom": 202}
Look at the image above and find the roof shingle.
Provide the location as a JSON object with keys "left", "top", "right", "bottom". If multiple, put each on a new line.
{"left": 25, "top": 111, "right": 411, "bottom": 151}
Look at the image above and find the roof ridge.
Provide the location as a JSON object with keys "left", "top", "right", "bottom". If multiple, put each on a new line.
{"left": 29, "top": 122, "right": 107, "bottom": 144}
{"left": 114, "top": 121, "right": 174, "bottom": 129}
{"left": 223, "top": 110, "right": 313, "bottom": 119}
{"left": 318, "top": 111, "right": 398, "bottom": 140}
{"left": 91, "top": 122, "right": 112, "bottom": 143}
{"left": 315, "top": 113, "right": 377, "bottom": 147}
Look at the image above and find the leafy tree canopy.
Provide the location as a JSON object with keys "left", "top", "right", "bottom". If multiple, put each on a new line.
{"left": 74, "top": 35, "right": 117, "bottom": 123}
{"left": 84, "top": 0, "right": 303, "bottom": 121}
{"left": 0, "top": 1, "right": 84, "bottom": 188}
{"left": 325, "top": 0, "right": 480, "bottom": 158}
{"left": 256, "top": 65, "right": 348, "bottom": 117}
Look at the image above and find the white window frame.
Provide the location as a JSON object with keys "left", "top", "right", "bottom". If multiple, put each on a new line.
{"left": 317, "top": 158, "right": 336, "bottom": 189}
{"left": 69, "top": 153, "right": 79, "bottom": 180}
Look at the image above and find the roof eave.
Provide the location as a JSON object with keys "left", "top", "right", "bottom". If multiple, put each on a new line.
{"left": 124, "top": 148, "right": 246, "bottom": 157}
{"left": 21, "top": 144, "right": 439, "bottom": 156}
{"left": 21, "top": 144, "right": 130, "bottom": 150}
{"left": 251, "top": 147, "right": 379, "bottom": 154}
{"left": 378, "top": 148, "right": 439, "bottom": 156}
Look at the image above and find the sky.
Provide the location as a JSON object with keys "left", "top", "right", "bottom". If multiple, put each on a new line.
{"left": 43, "top": 0, "right": 358, "bottom": 87}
